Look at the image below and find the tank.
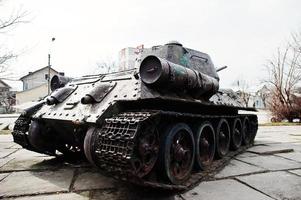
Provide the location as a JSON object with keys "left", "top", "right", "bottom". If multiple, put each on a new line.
{"left": 12, "top": 41, "right": 258, "bottom": 190}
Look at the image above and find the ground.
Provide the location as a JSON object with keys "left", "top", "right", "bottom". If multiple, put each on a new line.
{"left": 0, "top": 126, "right": 301, "bottom": 200}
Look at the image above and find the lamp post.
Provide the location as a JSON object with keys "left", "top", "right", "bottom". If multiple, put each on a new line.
{"left": 48, "top": 37, "right": 55, "bottom": 95}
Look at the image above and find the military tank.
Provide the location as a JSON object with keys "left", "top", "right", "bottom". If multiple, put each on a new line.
{"left": 12, "top": 41, "right": 257, "bottom": 190}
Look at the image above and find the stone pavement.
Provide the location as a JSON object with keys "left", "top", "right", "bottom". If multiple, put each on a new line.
{"left": 0, "top": 126, "right": 301, "bottom": 200}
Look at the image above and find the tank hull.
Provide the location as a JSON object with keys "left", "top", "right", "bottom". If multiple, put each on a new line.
{"left": 12, "top": 96, "right": 257, "bottom": 190}
{"left": 12, "top": 42, "right": 258, "bottom": 190}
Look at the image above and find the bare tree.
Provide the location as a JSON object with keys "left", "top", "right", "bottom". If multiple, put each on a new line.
{"left": 0, "top": 0, "right": 28, "bottom": 78}
{"left": 0, "top": 51, "right": 16, "bottom": 76}
{"left": 291, "top": 31, "right": 301, "bottom": 54}
{"left": 95, "top": 58, "right": 118, "bottom": 74}
{"left": 0, "top": 0, "right": 27, "bottom": 113}
{"left": 232, "top": 79, "right": 251, "bottom": 107}
{"left": 265, "top": 34, "right": 301, "bottom": 122}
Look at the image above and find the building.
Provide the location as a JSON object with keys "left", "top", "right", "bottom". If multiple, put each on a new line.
{"left": 233, "top": 84, "right": 270, "bottom": 109}
{"left": 0, "top": 79, "right": 22, "bottom": 113}
{"left": 0, "top": 79, "right": 12, "bottom": 113}
{"left": 247, "top": 85, "right": 270, "bottom": 109}
{"left": 16, "top": 66, "right": 62, "bottom": 105}
{"left": 118, "top": 45, "right": 146, "bottom": 71}
{"left": 118, "top": 47, "right": 137, "bottom": 71}
{"left": 0, "top": 79, "right": 11, "bottom": 94}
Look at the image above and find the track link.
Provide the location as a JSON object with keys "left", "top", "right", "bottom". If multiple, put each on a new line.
{"left": 90, "top": 111, "right": 159, "bottom": 176}
{"left": 12, "top": 115, "right": 33, "bottom": 150}
{"left": 89, "top": 110, "right": 258, "bottom": 190}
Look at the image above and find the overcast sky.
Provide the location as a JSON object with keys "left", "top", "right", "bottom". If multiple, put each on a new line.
{"left": 1, "top": 0, "right": 301, "bottom": 88}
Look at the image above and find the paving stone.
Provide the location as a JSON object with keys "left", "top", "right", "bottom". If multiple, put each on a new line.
{"left": 237, "top": 171, "right": 301, "bottom": 200}
{"left": 0, "top": 142, "right": 14, "bottom": 149}
{"left": 237, "top": 155, "right": 301, "bottom": 170}
{"left": 255, "top": 127, "right": 300, "bottom": 143}
{"left": 0, "top": 157, "right": 13, "bottom": 168}
{"left": 0, "top": 122, "right": 9, "bottom": 130}
{"left": 7, "top": 192, "right": 90, "bottom": 200}
{"left": 0, "top": 126, "right": 300, "bottom": 199}
{"left": 7, "top": 149, "right": 49, "bottom": 159}
{"left": 0, "top": 168, "right": 74, "bottom": 198}
{"left": 73, "top": 169, "right": 116, "bottom": 191}
{"left": 0, "top": 148, "right": 17, "bottom": 158}
{"left": 0, "top": 135, "right": 13, "bottom": 142}
{"left": 215, "top": 159, "right": 265, "bottom": 178}
{"left": 182, "top": 179, "right": 273, "bottom": 200}
{"left": 90, "top": 189, "right": 181, "bottom": 200}
{"left": 247, "top": 144, "right": 294, "bottom": 155}
{"left": 0, "top": 173, "right": 10, "bottom": 181}
{"left": 254, "top": 140, "right": 280, "bottom": 145}
{"left": 276, "top": 151, "right": 301, "bottom": 163}
{"left": 235, "top": 152, "right": 258, "bottom": 159}
{"left": 289, "top": 169, "right": 301, "bottom": 176}
{"left": 8, "top": 143, "right": 22, "bottom": 149}
{"left": 0, "top": 156, "right": 62, "bottom": 172}
{"left": 273, "top": 143, "right": 301, "bottom": 152}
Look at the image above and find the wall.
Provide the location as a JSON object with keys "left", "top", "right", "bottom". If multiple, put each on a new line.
{"left": 22, "top": 68, "right": 58, "bottom": 90}
{"left": 118, "top": 47, "right": 137, "bottom": 71}
{"left": 16, "top": 84, "right": 48, "bottom": 105}
{"left": 248, "top": 95, "right": 265, "bottom": 109}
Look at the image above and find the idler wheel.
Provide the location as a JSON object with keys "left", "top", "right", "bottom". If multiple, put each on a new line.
{"left": 242, "top": 117, "right": 252, "bottom": 145}
{"left": 83, "top": 127, "right": 97, "bottom": 166}
{"left": 215, "top": 118, "right": 230, "bottom": 158}
{"left": 194, "top": 121, "right": 215, "bottom": 170}
{"left": 249, "top": 118, "right": 258, "bottom": 144}
{"left": 230, "top": 118, "right": 243, "bottom": 150}
{"left": 56, "top": 143, "right": 84, "bottom": 159}
{"left": 28, "top": 120, "right": 55, "bottom": 155}
{"left": 160, "top": 123, "right": 195, "bottom": 184}
{"left": 131, "top": 125, "right": 159, "bottom": 178}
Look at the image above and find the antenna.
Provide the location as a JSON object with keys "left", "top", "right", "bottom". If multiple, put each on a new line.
{"left": 216, "top": 66, "right": 227, "bottom": 72}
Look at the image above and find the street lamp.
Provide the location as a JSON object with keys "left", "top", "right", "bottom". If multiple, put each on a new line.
{"left": 47, "top": 37, "right": 55, "bottom": 95}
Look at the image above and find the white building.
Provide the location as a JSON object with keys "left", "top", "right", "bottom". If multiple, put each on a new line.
{"left": 118, "top": 47, "right": 137, "bottom": 71}
{"left": 0, "top": 79, "right": 22, "bottom": 113}
{"left": 248, "top": 85, "right": 269, "bottom": 109}
{"left": 16, "top": 66, "right": 61, "bottom": 105}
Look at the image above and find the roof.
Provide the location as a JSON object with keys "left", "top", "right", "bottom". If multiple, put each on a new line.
{"left": 0, "top": 79, "right": 11, "bottom": 89}
{"left": 1, "top": 79, "right": 23, "bottom": 91}
{"left": 20, "top": 66, "right": 59, "bottom": 80}
{"left": 248, "top": 83, "right": 268, "bottom": 94}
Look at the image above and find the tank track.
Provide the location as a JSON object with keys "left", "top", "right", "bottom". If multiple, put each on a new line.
{"left": 12, "top": 115, "right": 55, "bottom": 156}
{"left": 90, "top": 111, "right": 159, "bottom": 176}
{"left": 12, "top": 115, "right": 34, "bottom": 150}
{"left": 90, "top": 110, "right": 258, "bottom": 190}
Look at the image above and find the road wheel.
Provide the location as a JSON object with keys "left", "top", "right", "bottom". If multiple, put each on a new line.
{"left": 230, "top": 118, "right": 242, "bottom": 150}
{"left": 194, "top": 121, "right": 215, "bottom": 170}
{"left": 130, "top": 122, "right": 159, "bottom": 178}
{"left": 28, "top": 120, "right": 56, "bottom": 155}
{"left": 249, "top": 117, "right": 258, "bottom": 144}
{"left": 215, "top": 118, "right": 230, "bottom": 158}
{"left": 159, "top": 123, "right": 195, "bottom": 184}
{"left": 83, "top": 127, "right": 97, "bottom": 165}
{"left": 242, "top": 117, "right": 252, "bottom": 145}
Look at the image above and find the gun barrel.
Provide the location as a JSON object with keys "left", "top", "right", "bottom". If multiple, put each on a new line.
{"left": 139, "top": 55, "right": 219, "bottom": 98}
{"left": 216, "top": 66, "right": 227, "bottom": 72}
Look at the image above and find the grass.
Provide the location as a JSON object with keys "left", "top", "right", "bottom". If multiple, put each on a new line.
{"left": 260, "top": 122, "right": 301, "bottom": 126}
